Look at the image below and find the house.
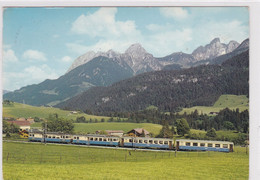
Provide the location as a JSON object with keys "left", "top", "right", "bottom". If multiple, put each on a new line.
{"left": 7, "top": 121, "right": 31, "bottom": 131}
{"left": 96, "top": 130, "right": 124, "bottom": 137}
{"left": 209, "top": 112, "right": 219, "bottom": 115}
{"left": 26, "top": 118, "right": 35, "bottom": 124}
{"left": 70, "top": 111, "right": 78, "bottom": 114}
{"left": 127, "top": 128, "right": 150, "bottom": 137}
{"left": 16, "top": 117, "right": 26, "bottom": 121}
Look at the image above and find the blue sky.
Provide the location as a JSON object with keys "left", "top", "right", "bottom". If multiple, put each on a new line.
{"left": 3, "top": 7, "right": 249, "bottom": 91}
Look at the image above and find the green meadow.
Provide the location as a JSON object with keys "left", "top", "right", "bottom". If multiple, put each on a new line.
{"left": 31, "top": 122, "right": 162, "bottom": 135}
{"left": 180, "top": 94, "right": 249, "bottom": 115}
{"left": 3, "top": 141, "right": 249, "bottom": 180}
{"left": 3, "top": 102, "right": 110, "bottom": 121}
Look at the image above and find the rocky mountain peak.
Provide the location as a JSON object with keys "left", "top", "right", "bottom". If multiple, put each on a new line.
{"left": 235, "top": 38, "right": 249, "bottom": 51}
{"left": 125, "top": 43, "right": 147, "bottom": 55}
{"left": 66, "top": 51, "right": 96, "bottom": 73}
{"left": 226, "top": 40, "right": 240, "bottom": 53}
{"left": 210, "top": 38, "right": 221, "bottom": 44}
{"left": 192, "top": 38, "right": 240, "bottom": 61}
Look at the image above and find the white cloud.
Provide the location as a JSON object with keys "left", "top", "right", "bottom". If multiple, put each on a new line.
{"left": 66, "top": 43, "right": 89, "bottom": 54}
{"left": 160, "top": 7, "right": 189, "bottom": 20}
{"left": 142, "top": 28, "right": 193, "bottom": 56}
{"left": 71, "top": 7, "right": 140, "bottom": 38}
{"left": 23, "top": 49, "right": 47, "bottom": 61}
{"left": 61, "top": 56, "right": 72, "bottom": 62}
{"left": 3, "top": 49, "right": 18, "bottom": 62}
{"left": 192, "top": 20, "right": 248, "bottom": 47}
{"left": 3, "top": 65, "right": 59, "bottom": 91}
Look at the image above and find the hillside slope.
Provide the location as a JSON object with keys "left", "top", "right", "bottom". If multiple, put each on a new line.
{"left": 4, "top": 56, "right": 133, "bottom": 106}
{"left": 57, "top": 50, "right": 249, "bottom": 114}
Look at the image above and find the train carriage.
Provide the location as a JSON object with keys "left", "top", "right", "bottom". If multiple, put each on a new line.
{"left": 176, "top": 139, "right": 234, "bottom": 152}
{"left": 122, "top": 137, "right": 174, "bottom": 150}
{"left": 87, "top": 135, "right": 120, "bottom": 146}
{"left": 28, "top": 131, "right": 43, "bottom": 142}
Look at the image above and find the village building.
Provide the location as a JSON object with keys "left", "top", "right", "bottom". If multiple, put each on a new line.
{"left": 127, "top": 128, "right": 150, "bottom": 137}
{"left": 26, "top": 118, "right": 35, "bottom": 124}
{"left": 7, "top": 121, "right": 31, "bottom": 131}
{"left": 96, "top": 130, "right": 124, "bottom": 137}
{"left": 16, "top": 117, "right": 26, "bottom": 121}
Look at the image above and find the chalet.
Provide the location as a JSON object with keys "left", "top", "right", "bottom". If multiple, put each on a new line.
{"left": 209, "top": 112, "right": 219, "bottom": 115}
{"left": 127, "top": 128, "right": 150, "bottom": 137}
{"left": 7, "top": 121, "right": 31, "bottom": 131}
{"left": 16, "top": 117, "right": 26, "bottom": 121}
{"left": 26, "top": 118, "right": 35, "bottom": 124}
{"left": 96, "top": 130, "right": 124, "bottom": 137}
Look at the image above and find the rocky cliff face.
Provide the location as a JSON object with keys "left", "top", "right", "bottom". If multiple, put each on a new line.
{"left": 67, "top": 38, "right": 241, "bottom": 74}
{"left": 192, "top": 38, "right": 239, "bottom": 61}
{"left": 67, "top": 50, "right": 121, "bottom": 73}
{"left": 67, "top": 43, "right": 162, "bottom": 75}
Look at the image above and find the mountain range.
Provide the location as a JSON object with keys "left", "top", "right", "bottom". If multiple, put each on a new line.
{"left": 57, "top": 50, "right": 249, "bottom": 114}
{"left": 4, "top": 38, "right": 249, "bottom": 107}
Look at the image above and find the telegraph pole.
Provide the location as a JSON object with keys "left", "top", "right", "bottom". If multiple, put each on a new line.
{"left": 44, "top": 120, "right": 47, "bottom": 144}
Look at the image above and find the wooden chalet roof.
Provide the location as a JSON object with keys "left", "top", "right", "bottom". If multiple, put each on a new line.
{"left": 127, "top": 128, "right": 150, "bottom": 135}
{"left": 7, "top": 121, "right": 31, "bottom": 126}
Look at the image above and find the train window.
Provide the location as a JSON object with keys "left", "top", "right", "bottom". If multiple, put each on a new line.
{"left": 99, "top": 138, "right": 103, "bottom": 141}
{"left": 104, "top": 138, "right": 107, "bottom": 142}
{"left": 77, "top": 137, "right": 79, "bottom": 140}
{"left": 208, "top": 143, "right": 213, "bottom": 147}
{"left": 144, "top": 140, "right": 148, "bottom": 144}
{"left": 154, "top": 140, "right": 158, "bottom": 144}
{"left": 215, "top": 144, "right": 220, "bottom": 148}
{"left": 164, "top": 141, "right": 168, "bottom": 145}
{"left": 186, "top": 142, "right": 191, "bottom": 146}
{"left": 113, "top": 139, "right": 117, "bottom": 141}
{"left": 94, "top": 138, "right": 98, "bottom": 141}
{"left": 193, "top": 143, "right": 198, "bottom": 146}
{"left": 200, "top": 143, "right": 205, "bottom": 147}
{"left": 139, "top": 140, "right": 143, "bottom": 143}
{"left": 223, "top": 144, "right": 228, "bottom": 148}
{"left": 159, "top": 141, "right": 163, "bottom": 144}
{"left": 90, "top": 138, "right": 93, "bottom": 141}
{"left": 66, "top": 136, "right": 69, "bottom": 138}
{"left": 74, "top": 137, "right": 77, "bottom": 139}
{"left": 134, "top": 139, "right": 138, "bottom": 143}
{"left": 48, "top": 136, "right": 51, "bottom": 138}
{"left": 149, "top": 140, "right": 153, "bottom": 144}
{"left": 129, "top": 139, "right": 133, "bottom": 143}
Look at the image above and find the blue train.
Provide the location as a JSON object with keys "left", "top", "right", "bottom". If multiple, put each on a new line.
{"left": 28, "top": 132, "right": 234, "bottom": 152}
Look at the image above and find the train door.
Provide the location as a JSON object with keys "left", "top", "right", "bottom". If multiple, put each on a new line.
{"left": 176, "top": 141, "right": 180, "bottom": 150}
{"left": 120, "top": 138, "right": 124, "bottom": 147}
{"left": 229, "top": 144, "right": 234, "bottom": 152}
{"left": 169, "top": 141, "right": 173, "bottom": 150}
{"left": 87, "top": 137, "right": 90, "bottom": 145}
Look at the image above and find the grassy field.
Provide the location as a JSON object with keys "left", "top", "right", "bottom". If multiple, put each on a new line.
{"left": 73, "top": 122, "right": 162, "bottom": 135}
{"left": 3, "top": 141, "right": 249, "bottom": 180}
{"left": 180, "top": 94, "right": 249, "bottom": 115}
{"left": 31, "top": 122, "right": 162, "bottom": 135}
{"left": 31, "top": 122, "right": 243, "bottom": 138}
{"left": 3, "top": 102, "right": 110, "bottom": 121}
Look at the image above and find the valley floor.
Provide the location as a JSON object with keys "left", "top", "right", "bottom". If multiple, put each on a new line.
{"left": 3, "top": 141, "right": 248, "bottom": 180}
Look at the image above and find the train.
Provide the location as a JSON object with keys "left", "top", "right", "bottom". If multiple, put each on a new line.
{"left": 28, "top": 131, "right": 234, "bottom": 152}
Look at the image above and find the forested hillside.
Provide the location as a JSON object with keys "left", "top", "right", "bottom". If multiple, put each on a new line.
{"left": 57, "top": 50, "right": 249, "bottom": 115}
